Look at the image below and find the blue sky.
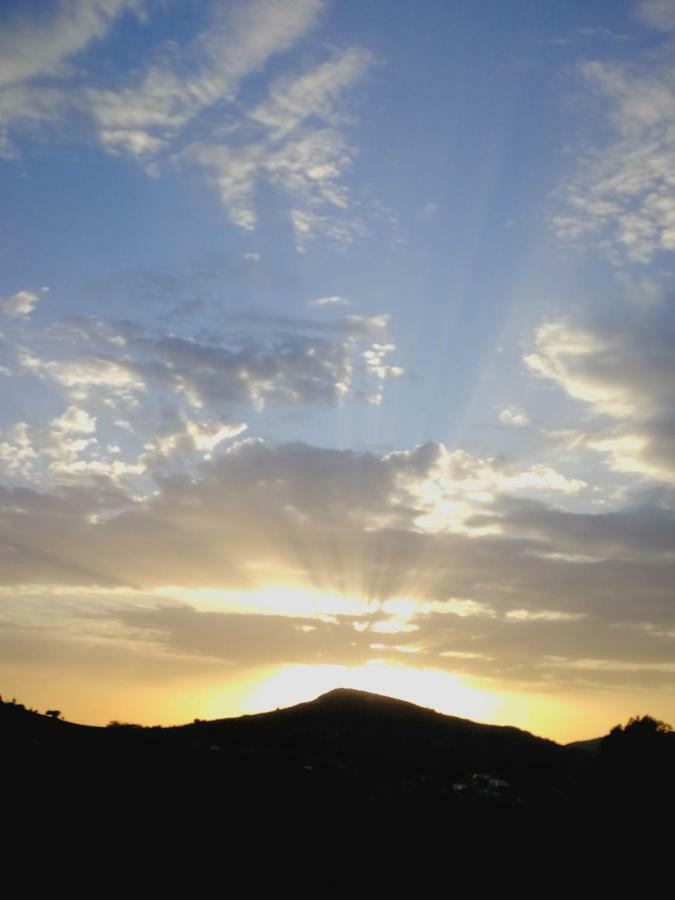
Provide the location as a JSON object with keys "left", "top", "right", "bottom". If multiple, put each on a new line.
{"left": 1, "top": 0, "right": 675, "bottom": 738}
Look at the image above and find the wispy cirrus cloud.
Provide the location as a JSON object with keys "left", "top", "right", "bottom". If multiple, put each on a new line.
{"left": 176, "top": 45, "right": 372, "bottom": 247}
{"left": 0, "top": 0, "right": 146, "bottom": 89}
{"left": 0, "top": 0, "right": 372, "bottom": 250}
{"left": 87, "top": 0, "right": 327, "bottom": 158}
{"left": 552, "top": 2, "right": 675, "bottom": 262}
{"left": 0, "top": 0, "right": 146, "bottom": 155}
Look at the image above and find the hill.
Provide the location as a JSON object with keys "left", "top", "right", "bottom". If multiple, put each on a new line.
{"left": 2, "top": 688, "right": 576, "bottom": 808}
{"left": 4, "top": 689, "right": 674, "bottom": 813}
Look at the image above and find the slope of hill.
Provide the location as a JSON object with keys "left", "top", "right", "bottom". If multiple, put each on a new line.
{"left": 566, "top": 736, "right": 603, "bottom": 754}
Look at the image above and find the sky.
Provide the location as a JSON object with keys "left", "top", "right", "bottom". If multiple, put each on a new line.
{"left": 1, "top": 0, "right": 675, "bottom": 742}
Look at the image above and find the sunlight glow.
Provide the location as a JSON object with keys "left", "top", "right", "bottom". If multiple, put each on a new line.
{"left": 154, "top": 584, "right": 379, "bottom": 618}
{"left": 226, "top": 661, "right": 501, "bottom": 723}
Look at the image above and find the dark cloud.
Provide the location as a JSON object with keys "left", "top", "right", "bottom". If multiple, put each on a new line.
{"left": 471, "top": 495, "right": 675, "bottom": 560}
{"left": 115, "top": 604, "right": 372, "bottom": 666}
{"left": 19, "top": 309, "right": 397, "bottom": 418}
{"left": 1, "top": 437, "right": 674, "bottom": 693}
{"left": 526, "top": 314, "right": 675, "bottom": 481}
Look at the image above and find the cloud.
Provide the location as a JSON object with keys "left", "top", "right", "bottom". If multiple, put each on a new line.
{"left": 0, "top": 129, "right": 17, "bottom": 160}
{"left": 0, "top": 439, "right": 674, "bottom": 691}
{"left": 553, "top": 31, "right": 675, "bottom": 263}
{"left": 0, "top": 412, "right": 149, "bottom": 486}
{"left": 471, "top": 494, "right": 675, "bottom": 562}
{"left": 309, "top": 295, "right": 350, "bottom": 308}
{"left": 50, "top": 406, "right": 97, "bottom": 435}
{"left": 18, "top": 310, "right": 398, "bottom": 414}
{"left": 420, "top": 202, "right": 439, "bottom": 219}
{"left": 0, "top": 2, "right": 147, "bottom": 149}
{"left": 524, "top": 316, "right": 675, "bottom": 481}
{"left": 141, "top": 416, "right": 247, "bottom": 468}
{"left": 505, "top": 609, "right": 585, "bottom": 622}
{"left": 6, "top": 581, "right": 675, "bottom": 694}
{"left": 0, "top": 439, "right": 607, "bottom": 597}
{"left": 177, "top": 46, "right": 371, "bottom": 247}
{"left": 524, "top": 319, "right": 673, "bottom": 418}
{"left": 0, "top": 85, "right": 71, "bottom": 144}
{"left": 87, "top": 0, "right": 326, "bottom": 158}
{"left": 289, "top": 207, "right": 367, "bottom": 250}
{"left": 637, "top": 0, "right": 675, "bottom": 31}
{"left": 20, "top": 351, "right": 146, "bottom": 403}
{"left": 0, "top": 423, "right": 38, "bottom": 477}
{"left": 0, "top": 1, "right": 372, "bottom": 249}
{"left": 2, "top": 307, "right": 400, "bottom": 488}
{"left": 0, "top": 0, "right": 144, "bottom": 89}
{"left": 622, "top": 275, "right": 667, "bottom": 309}
{"left": 114, "top": 603, "right": 372, "bottom": 666}
{"left": 0, "top": 404, "right": 673, "bottom": 694}
{"left": 249, "top": 47, "right": 370, "bottom": 138}
{"left": 1, "top": 289, "right": 43, "bottom": 318}
{"left": 499, "top": 406, "right": 530, "bottom": 427}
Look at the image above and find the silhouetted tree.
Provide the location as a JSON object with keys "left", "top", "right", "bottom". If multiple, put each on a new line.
{"left": 598, "top": 714, "right": 674, "bottom": 805}
{"left": 622, "top": 715, "right": 671, "bottom": 735}
{"left": 604, "top": 715, "right": 672, "bottom": 753}
{"left": 46, "top": 709, "right": 62, "bottom": 719}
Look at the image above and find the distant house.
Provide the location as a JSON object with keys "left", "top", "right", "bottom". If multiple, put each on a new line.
{"left": 471, "top": 772, "right": 510, "bottom": 797}
{"left": 452, "top": 773, "right": 511, "bottom": 799}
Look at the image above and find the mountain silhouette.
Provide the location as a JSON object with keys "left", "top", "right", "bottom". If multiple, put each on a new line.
{"left": 2, "top": 688, "right": 570, "bottom": 808}
{"left": 3, "top": 689, "right": 672, "bottom": 812}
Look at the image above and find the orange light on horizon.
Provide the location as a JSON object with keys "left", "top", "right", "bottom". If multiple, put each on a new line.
{"left": 206, "top": 660, "right": 501, "bottom": 724}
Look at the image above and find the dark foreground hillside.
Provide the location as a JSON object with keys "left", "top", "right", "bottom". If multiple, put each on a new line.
{"left": 2, "top": 689, "right": 673, "bottom": 814}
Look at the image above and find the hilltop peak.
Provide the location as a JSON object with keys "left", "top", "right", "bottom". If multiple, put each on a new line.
{"left": 312, "top": 687, "right": 437, "bottom": 714}
{"left": 317, "top": 688, "right": 383, "bottom": 701}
